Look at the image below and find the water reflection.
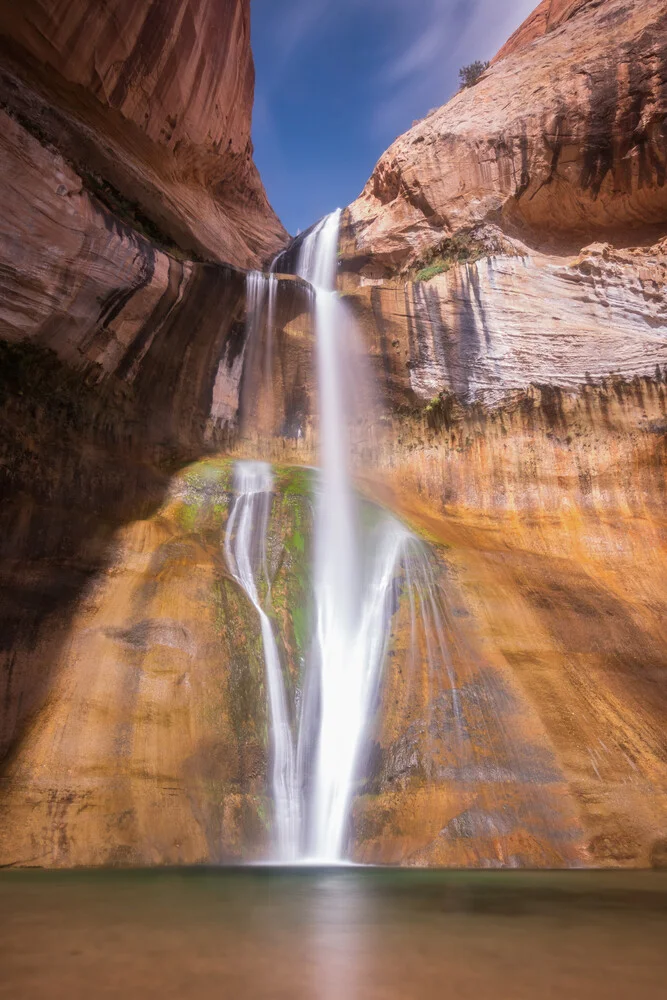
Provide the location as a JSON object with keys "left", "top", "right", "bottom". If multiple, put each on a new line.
{"left": 1, "top": 869, "right": 667, "bottom": 999}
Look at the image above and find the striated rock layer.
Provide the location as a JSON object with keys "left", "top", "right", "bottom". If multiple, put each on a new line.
{"left": 342, "top": 0, "right": 667, "bottom": 273}
{"left": 344, "top": 241, "right": 667, "bottom": 406}
{"left": 0, "top": 0, "right": 292, "bottom": 817}
{"left": 0, "top": 0, "right": 287, "bottom": 267}
{"left": 493, "top": 0, "right": 603, "bottom": 63}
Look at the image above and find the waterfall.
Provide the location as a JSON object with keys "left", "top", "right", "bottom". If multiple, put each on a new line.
{"left": 224, "top": 462, "right": 301, "bottom": 861}
{"left": 240, "top": 272, "right": 279, "bottom": 437}
{"left": 294, "top": 213, "right": 408, "bottom": 860}
{"left": 234, "top": 216, "right": 460, "bottom": 864}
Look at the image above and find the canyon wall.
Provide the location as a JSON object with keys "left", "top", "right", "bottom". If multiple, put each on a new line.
{"left": 1, "top": 0, "right": 667, "bottom": 869}
{"left": 0, "top": 0, "right": 293, "bottom": 833}
{"left": 0, "top": 0, "right": 286, "bottom": 267}
{"left": 493, "top": 0, "right": 604, "bottom": 62}
{"left": 337, "top": 0, "right": 667, "bottom": 868}
{"left": 0, "top": 462, "right": 315, "bottom": 867}
{"left": 342, "top": 0, "right": 666, "bottom": 273}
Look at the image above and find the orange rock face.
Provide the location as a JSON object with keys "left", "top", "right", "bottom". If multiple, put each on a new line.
{"left": 0, "top": 463, "right": 315, "bottom": 867}
{"left": 0, "top": 0, "right": 287, "bottom": 266}
{"left": 334, "top": 0, "right": 667, "bottom": 868}
{"left": 1, "top": 0, "right": 667, "bottom": 871}
{"left": 493, "top": 0, "right": 601, "bottom": 62}
{"left": 342, "top": 0, "right": 667, "bottom": 273}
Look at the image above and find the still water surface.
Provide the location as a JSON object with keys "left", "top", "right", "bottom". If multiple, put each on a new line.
{"left": 2, "top": 869, "right": 667, "bottom": 999}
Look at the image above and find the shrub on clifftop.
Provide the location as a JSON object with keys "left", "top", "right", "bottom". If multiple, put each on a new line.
{"left": 458, "top": 60, "right": 489, "bottom": 89}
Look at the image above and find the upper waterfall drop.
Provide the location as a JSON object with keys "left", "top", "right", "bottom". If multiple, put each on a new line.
{"left": 296, "top": 211, "right": 362, "bottom": 860}
{"left": 296, "top": 210, "right": 342, "bottom": 290}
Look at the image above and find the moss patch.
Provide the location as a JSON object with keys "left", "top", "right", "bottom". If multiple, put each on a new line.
{"left": 413, "top": 230, "right": 489, "bottom": 282}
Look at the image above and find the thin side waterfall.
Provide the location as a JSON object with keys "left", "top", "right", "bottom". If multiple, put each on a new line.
{"left": 241, "top": 272, "right": 279, "bottom": 436}
{"left": 224, "top": 462, "right": 300, "bottom": 861}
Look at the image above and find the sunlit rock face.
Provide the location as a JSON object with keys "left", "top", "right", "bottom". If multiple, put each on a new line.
{"left": 342, "top": 0, "right": 666, "bottom": 274}
{"left": 0, "top": 0, "right": 286, "bottom": 266}
{"left": 0, "top": 462, "right": 314, "bottom": 867}
{"left": 0, "top": 460, "right": 588, "bottom": 868}
{"left": 493, "top": 0, "right": 603, "bottom": 62}
{"left": 344, "top": 243, "right": 667, "bottom": 407}
{"left": 335, "top": 0, "right": 667, "bottom": 868}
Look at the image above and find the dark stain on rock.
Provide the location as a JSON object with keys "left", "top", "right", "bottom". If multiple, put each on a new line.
{"left": 281, "top": 369, "right": 309, "bottom": 441}
{"left": 515, "top": 129, "right": 531, "bottom": 199}
{"left": 95, "top": 243, "right": 156, "bottom": 336}
{"left": 538, "top": 109, "right": 570, "bottom": 196}
{"left": 133, "top": 263, "right": 245, "bottom": 446}
{"left": 224, "top": 318, "right": 248, "bottom": 372}
{"left": 105, "top": 619, "right": 195, "bottom": 655}
{"left": 116, "top": 258, "right": 187, "bottom": 382}
{"left": 371, "top": 287, "right": 394, "bottom": 394}
{"left": 535, "top": 384, "right": 566, "bottom": 431}
{"left": 451, "top": 269, "right": 484, "bottom": 401}
{"left": 580, "top": 62, "right": 619, "bottom": 197}
{"left": 110, "top": 1, "right": 175, "bottom": 110}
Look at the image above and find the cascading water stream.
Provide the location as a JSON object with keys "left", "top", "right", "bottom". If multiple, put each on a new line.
{"left": 224, "top": 462, "right": 300, "bottom": 861}
{"left": 233, "top": 217, "right": 461, "bottom": 864}
{"left": 242, "top": 272, "right": 279, "bottom": 433}
{"left": 295, "top": 213, "right": 413, "bottom": 861}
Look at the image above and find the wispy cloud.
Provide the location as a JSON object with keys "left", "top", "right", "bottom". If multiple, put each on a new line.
{"left": 256, "top": 0, "right": 538, "bottom": 137}
{"left": 384, "top": 26, "right": 446, "bottom": 86}
{"left": 255, "top": 0, "right": 336, "bottom": 80}
{"left": 371, "top": 0, "right": 537, "bottom": 137}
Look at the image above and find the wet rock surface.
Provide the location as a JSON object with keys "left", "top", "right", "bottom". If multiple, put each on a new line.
{"left": 0, "top": 461, "right": 315, "bottom": 866}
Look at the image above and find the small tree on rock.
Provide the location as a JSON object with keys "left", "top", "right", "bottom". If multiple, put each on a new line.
{"left": 458, "top": 60, "right": 490, "bottom": 90}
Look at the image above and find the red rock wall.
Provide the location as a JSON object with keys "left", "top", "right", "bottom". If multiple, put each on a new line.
{"left": 0, "top": 0, "right": 287, "bottom": 266}
{"left": 343, "top": 0, "right": 667, "bottom": 274}
{"left": 0, "top": 0, "right": 290, "bottom": 800}
{"left": 334, "top": 0, "right": 667, "bottom": 868}
{"left": 493, "top": 0, "right": 602, "bottom": 62}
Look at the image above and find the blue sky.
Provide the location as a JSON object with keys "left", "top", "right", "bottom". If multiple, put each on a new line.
{"left": 251, "top": 0, "right": 538, "bottom": 235}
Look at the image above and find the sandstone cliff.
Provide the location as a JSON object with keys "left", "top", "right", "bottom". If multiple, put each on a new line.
{"left": 0, "top": 0, "right": 286, "bottom": 267}
{"left": 335, "top": 0, "right": 667, "bottom": 867}
{"left": 0, "top": 0, "right": 291, "bottom": 802}
{"left": 342, "top": 0, "right": 666, "bottom": 274}
{"left": 0, "top": 463, "right": 314, "bottom": 867}
{"left": 1, "top": 0, "right": 667, "bottom": 871}
{"left": 493, "top": 0, "right": 603, "bottom": 62}
{"left": 341, "top": 0, "right": 667, "bottom": 406}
